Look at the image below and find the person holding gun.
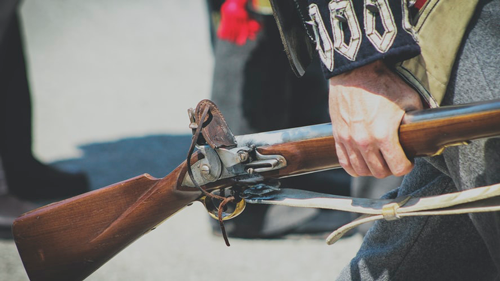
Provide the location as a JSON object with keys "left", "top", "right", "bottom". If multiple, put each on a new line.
{"left": 0, "top": 1, "right": 89, "bottom": 235}
{"left": 271, "top": 0, "right": 500, "bottom": 279}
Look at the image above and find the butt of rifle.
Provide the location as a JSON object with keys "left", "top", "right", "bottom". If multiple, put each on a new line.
{"left": 12, "top": 170, "right": 200, "bottom": 281}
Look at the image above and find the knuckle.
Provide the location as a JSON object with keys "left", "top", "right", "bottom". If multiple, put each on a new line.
{"left": 353, "top": 164, "right": 371, "bottom": 177}
{"left": 337, "top": 132, "right": 352, "bottom": 144}
{"left": 358, "top": 171, "right": 371, "bottom": 177}
{"left": 372, "top": 130, "right": 391, "bottom": 144}
{"left": 352, "top": 135, "right": 372, "bottom": 150}
{"left": 356, "top": 169, "right": 372, "bottom": 177}
{"left": 372, "top": 169, "right": 391, "bottom": 179}
{"left": 339, "top": 159, "right": 350, "bottom": 168}
{"left": 392, "top": 170, "right": 406, "bottom": 177}
{"left": 392, "top": 163, "right": 413, "bottom": 177}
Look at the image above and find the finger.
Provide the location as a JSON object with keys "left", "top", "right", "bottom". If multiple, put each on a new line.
{"left": 359, "top": 148, "right": 392, "bottom": 179}
{"left": 380, "top": 140, "right": 414, "bottom": 177}
{"left": 344, "top": 129, "right": 376, "bottom": 177}
{"left": 342, "top": 142, "right": 372, "bottom": 177}
{"left": 335, "top": 142, "right": 359, "bottom": 177}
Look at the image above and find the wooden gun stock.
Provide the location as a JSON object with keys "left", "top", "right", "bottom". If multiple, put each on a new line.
{"left": 12, "top": 99, "right": 500, "bottom": 280}
{"left": 13, "top": 162, "right": 201, "bottom": 281}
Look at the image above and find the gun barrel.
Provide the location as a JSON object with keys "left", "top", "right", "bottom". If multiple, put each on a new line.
{"left": 401, "top": 99, "right": 500, "bottom": 157}
{"left": 238, "top": 99, "right": 500, "bottom": 178}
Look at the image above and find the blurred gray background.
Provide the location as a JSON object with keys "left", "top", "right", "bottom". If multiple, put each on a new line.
{"left": 0, "top": 1, "right": 363, "bottom": 280}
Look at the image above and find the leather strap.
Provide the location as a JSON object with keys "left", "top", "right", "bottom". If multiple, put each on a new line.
{"left": 195, "top": 99, "right": 237, "bottom": 149}
{"left": 245, "top": 183, "right": 500, "bottom": 244}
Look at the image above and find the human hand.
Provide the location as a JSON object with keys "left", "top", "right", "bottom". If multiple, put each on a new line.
{"left": 329, "top": 60, "right": 423, "bottom": 178}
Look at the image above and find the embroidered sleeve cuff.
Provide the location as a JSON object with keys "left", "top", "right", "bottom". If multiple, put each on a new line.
{"left": 307, "top": 0, "right": 420, "bottom": 79}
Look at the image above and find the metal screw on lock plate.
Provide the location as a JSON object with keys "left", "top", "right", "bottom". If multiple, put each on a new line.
{"left": 238, "top": 151, "right": 249, "bottom": 163}
{"left": 200, "top": 164, "right": 211, "bottom": 177}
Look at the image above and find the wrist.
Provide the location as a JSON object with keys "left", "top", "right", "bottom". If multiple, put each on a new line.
{"left": 330, "top": 60, "right": 389, "bottom": 85}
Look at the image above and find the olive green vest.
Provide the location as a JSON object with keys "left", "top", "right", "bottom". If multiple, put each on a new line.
{"left": 395, "top": 0, "right": 480, "bottom": 107}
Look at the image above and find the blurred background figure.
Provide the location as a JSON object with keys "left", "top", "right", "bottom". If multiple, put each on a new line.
{"left": 0, "top": 1, "right": 89, "bottom": 237}
{"left": 205, "top": 0, "right": 353, "bottom": 238}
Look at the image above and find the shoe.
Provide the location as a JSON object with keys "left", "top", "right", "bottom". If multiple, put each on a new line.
{"left": 0, "top": 193, "right": 39, "bottom": 239}
{"left": 4, "top": 159, "right": 90, "bottom": 201}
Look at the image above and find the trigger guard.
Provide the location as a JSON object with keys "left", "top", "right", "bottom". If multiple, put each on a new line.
{"left": 199, "top": 195, "right": 246, "bottom": 221}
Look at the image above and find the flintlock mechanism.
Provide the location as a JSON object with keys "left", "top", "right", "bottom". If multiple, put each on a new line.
{"left": 186, "top": 99, "right": 500, "bottom": 244}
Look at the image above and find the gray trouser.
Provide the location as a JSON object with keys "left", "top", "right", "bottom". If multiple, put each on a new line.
{"left": 338, "top": 1, "right": 500, "bottom": 280}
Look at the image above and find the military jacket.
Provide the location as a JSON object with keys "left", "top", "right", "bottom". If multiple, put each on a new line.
{"left": 270, "top": 0, "right": 480, "bottom": 107}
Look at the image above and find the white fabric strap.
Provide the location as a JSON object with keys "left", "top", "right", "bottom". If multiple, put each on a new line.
{"left": 245, "top": 183, "right": 500, "bottom": 245}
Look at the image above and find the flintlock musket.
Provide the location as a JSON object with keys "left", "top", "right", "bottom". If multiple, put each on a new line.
{"left": 12, "top": 99, "right": 500, "bottom": 281}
